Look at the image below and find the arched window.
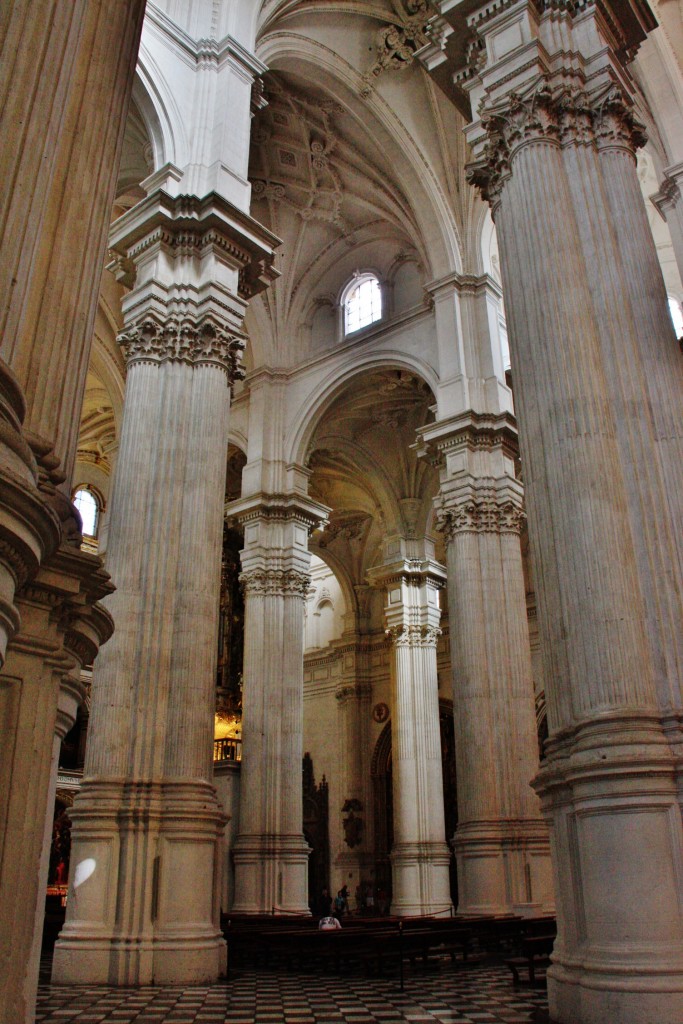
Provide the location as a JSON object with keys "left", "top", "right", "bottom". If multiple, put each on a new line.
{"left": 668, "top": 295, "right": 683, "bottom": 339}
{"left": 73, "top": 487, "right": 100, "bottom": 538}
{"left": 343, "top": 273, "right": 382, "bottom": 335}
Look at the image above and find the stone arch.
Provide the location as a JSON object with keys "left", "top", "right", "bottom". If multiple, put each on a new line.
{"left": 136, "top": 44, "right": 188, "bottom": 169}
{"left": 287, "top": 353, "right": 439, "bottom": 468}
{"left": 371, "top": 701, "right": 458, "bottom": 904}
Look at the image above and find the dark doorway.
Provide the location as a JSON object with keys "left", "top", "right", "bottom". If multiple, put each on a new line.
{"left": 302, "top": 753, "right": 329, "bottom": 912}
{"left": 371, "top": 700, "right": 458, "bottom": 906}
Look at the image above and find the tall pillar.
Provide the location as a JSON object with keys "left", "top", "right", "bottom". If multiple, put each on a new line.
{"left": 417, "top": 414, "right": 553, "bottom": 916}
{"left": 0, "top": 4, "right": 145, "bottom": 1020}
{"left": 52, "top": 188, "right": 278, "bottom": 984}
{"left": 228, "top": 493, "right": 328, "bottom": 914}
{"left": 0, "top": 553, "right": 113, "bottom": 1024}
{"left": 419, "top": 3, "right": 683, "bottom": 1020}
{"left": 368, "top": 555, "right": 452, "bottom": 917}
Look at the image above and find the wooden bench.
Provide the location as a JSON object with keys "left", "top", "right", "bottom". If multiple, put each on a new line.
{"left": 504, "top": 933, "right": 555, "bottom": 986}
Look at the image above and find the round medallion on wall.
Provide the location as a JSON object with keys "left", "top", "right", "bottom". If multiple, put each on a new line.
{"left": 372, "top": 702, "right": 389, "bottom": 723}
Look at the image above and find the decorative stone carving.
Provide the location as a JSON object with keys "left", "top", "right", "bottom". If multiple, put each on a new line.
{"left": 372, "top": 701, "right": 390, "bottom": 723}
{"left": 386, "top": 623, "right": 441, "bottom": 647}
{"left": 436, "top": 499, "right": 526, "bottom": 537}
{"left": 335, "top": 683, "right": 372, "bottom": 704}
{"left": 361, "top": 1, "right": 433, "bottom": 96}
{"left": 239, "top": 567, "right": 311, "bottom": 597}
{"left": 468, "top": 78, "right": 647, "bottom": 205}
{"left": 118, "top": 315, "right": 246, "bottom": 380}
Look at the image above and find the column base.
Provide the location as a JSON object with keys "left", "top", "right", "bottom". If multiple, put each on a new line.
{"left": 535, "top": 714, "right": 683, "bottom": 1024}
{"left": 232, "top": 833, "right": 311, "bottom": 915}
{"left": 51, "top": 933, "right": 227, "bottom": 987}
{"left": 548, "top": 959, "right": 683, "bottom": 1024}
{"left": 390, "top": 841, "right": 453, "bottom": 917}
{"left": 52, "top": 777, "right": 227, "bottom": 985}
{"left": 453, "top": 819, "right": 553, "bottom": 916}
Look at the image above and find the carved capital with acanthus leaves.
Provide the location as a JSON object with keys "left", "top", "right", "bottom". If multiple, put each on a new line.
{"left": 417, "top": 1, "right": 656, "bottom": 207}
{"left": 118, "top": 314, "right": 246, "bottom": 382}
{"left": 436, "top": 496, "right": 526, "bottom": 538}
{"left": 239, "top": 567, "right": 311, "bottom": 598}
{"left": 386, "top": 623, "right": 442, "bottom": 648}
{"left": 468, "top": 80, "right": 647, "bottom": 206}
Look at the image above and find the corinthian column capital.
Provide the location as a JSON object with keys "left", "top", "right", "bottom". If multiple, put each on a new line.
{"left": 119, "top": 314, "right": 246, "bottom": 381}
{"left": 386, "top": 623, "right": 442, "bottom": 648}
{"left": 239, "top": 567, "right": 311, "bottom": 598}
{"left": 468, "top": 80, "right": 647, "bottom": 205}
{"left": 417, "top": 0, "right": 655, "bottom": 206}
{"left": 436, "top": 495, "right": 526, "bottom": 538}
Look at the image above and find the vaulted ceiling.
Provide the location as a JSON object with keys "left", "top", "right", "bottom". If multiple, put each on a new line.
{"left": 307, "top": 368, "right": 440, "bottom": 585}
{"left": 246, "top": 69, "right": 426, "bottom": 360}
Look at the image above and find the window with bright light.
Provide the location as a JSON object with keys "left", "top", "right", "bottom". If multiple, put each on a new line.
{"left": 668, "top": 296, "right": 683, "bottom": 339}
{"left": 344, "top": 275, "right": 382, "bottom": 335}
{"left": 73, "top": 488, "right": 99, "bottom": 538}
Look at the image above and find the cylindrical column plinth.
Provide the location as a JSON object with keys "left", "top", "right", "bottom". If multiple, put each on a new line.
{"left": 53, "top": 320, "right": 240, "bottom": 985}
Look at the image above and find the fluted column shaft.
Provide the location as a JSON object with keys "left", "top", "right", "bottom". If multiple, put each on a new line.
{"left": 0, "top": 552, "right": 113, "bottom": 1024}
{"left": 0, "top": 8, "right": 143, "bottom": 1018}
{"left": 0, "top": 0, "right": 146, "bottom": 480}
{"left": 423, "top": 415, "right": 553, "bottom": 915}
{"left": 429, "top": 2, "right": 683, "bottom": 1019}
{"left": 231, "top": 495, "right": 328, "bottom": 914}
{"left": 52, "top": 325, "right": 243, "bottom": 986}
{"left": 369, "top": 558, "right": 452, "bottom": 917}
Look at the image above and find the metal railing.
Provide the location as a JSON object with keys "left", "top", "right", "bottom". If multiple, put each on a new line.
{"left": 213, "top": 737, "right": 242, "bottom": 763}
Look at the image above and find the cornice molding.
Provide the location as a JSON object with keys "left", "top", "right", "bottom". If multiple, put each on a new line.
{"left": 145, "top": 3, "right": 267, "bottom": 77}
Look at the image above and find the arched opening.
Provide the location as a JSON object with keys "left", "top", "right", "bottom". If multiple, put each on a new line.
{"left": 371, "top": 699, "right": 458, "bottom": 909}
{"left": 342, "top": 272, "right": 383, "bottom": 335}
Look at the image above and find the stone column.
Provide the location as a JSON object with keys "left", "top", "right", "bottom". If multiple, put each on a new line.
{"left": 228, "top": 493, "right": 328, "bottom": 914}
{"left": 0, "top": 0, "right": 146, "bottom": 483}
{"left": 51, "top": 317, "right": 237, "bottom": 985}
{"left": 417, "top": 413, "right": 553, "bottom": 916}
{"left": 0, "top": 5, "right": 145, "bottom": 1019}
{"left": 419, "top": 3, "right": 683, "bottom": 1020}
{"left": 368, "top": 557, "right": 452, "bottom": 917}
{"left": 0, "top": 552, "right": 113, "bottom": 1024}
{"left": 52, "top": 187, "right": 278, "bottom": 984}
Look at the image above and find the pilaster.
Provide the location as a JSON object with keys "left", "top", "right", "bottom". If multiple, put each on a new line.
{"left": 228, "top": 491, "right": 329, "bottom": 914}
{"left": 335, "top": 675, "right": 374, "bottom": 885}
{"left": 368, "top": 555, "right": 453, "bottom": 917}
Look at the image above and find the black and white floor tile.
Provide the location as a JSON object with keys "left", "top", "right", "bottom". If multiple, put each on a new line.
{"left": 36, "top": 960, "right": 551, "bottom": 1024}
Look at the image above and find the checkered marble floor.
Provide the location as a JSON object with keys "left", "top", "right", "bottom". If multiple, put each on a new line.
{"left": 36, "top": 960, "right": 551, "bottom": 1024}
